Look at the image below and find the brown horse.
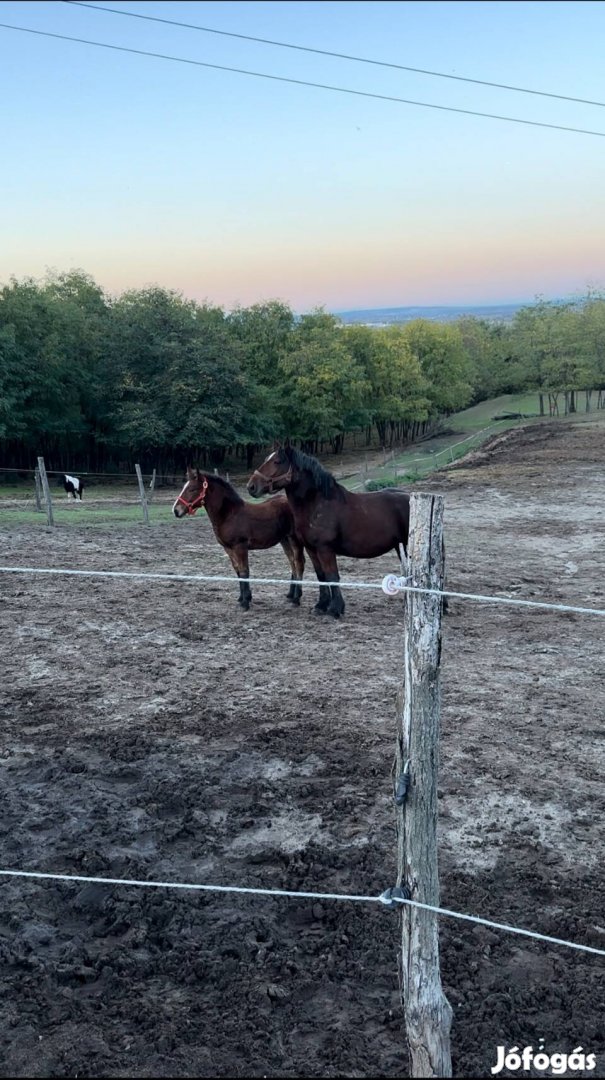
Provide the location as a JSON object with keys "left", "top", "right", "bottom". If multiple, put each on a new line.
{"left": 173, "top": 468, "right": 305, "bottom": 610}
{"left": 247, "top": 445, "right": 410, "bottom": 619}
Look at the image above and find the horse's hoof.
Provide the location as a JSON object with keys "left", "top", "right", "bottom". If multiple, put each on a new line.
{"left": 313, "top": 605, "right": 328, "bottom": 615}
{"left": 292, "top": 597, "right": 300, "bottom": 607}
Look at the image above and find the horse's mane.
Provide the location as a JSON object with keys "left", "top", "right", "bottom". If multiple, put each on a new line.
{"left": 288, "top": 448, "right": 344, "bottom": 500}
{"left": 199, "top": 471, "right": 243, "bottom": 503}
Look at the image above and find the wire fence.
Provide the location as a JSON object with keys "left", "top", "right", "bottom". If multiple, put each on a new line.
{"left": 0, "top": 465, "right": 157, "bottom": 479}
{"left": 351, "top": 420, "right": 525, "bottom": 490}
{"left": 1, "top": 868, "right": 603, "bottom": 959}
{"left": 0, "top": 418, "right": 522, "bottom": 503}
{"left": 1, "top": 557, "right": 604, "bottom": 966}
{"left": 0, "top": 564, "right": 603, "bottom": 618}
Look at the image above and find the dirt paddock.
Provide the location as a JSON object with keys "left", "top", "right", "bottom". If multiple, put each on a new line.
{"left": 0, "top": 420, "right": 604, "bottom": 1078}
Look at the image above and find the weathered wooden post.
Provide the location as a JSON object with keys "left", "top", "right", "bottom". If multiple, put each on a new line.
{"left": 135, "top": 464, "right": 150, "bottom": 525}
{"left": 34, "top": 467, "right": 43, "bottom": 512}
{"left": 395, "top": 491, "right": 452, "bottom": 1077}
{"left": 37, "top": 457, "right": 54, "bottom": 527}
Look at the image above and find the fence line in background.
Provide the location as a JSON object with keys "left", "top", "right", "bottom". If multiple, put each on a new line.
{"left": 386, "top": 422, "right": 506, "bottom": 472}
{"left": 0, "top": 465, "right": 158, "bottom": 479}
{"left": 349, "top": 421, "right": 521, "bottom": 491}
{"left": 0, "top": 564, "right": 603, "bottom": 618}
{"left": 0, "top": 418, "right": 523, "bottom": 491}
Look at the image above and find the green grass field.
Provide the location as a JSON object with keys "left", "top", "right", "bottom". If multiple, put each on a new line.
{"left": 447, "top": 392, "right": 542, "bottom": 431}
{"left": 343, "top": 395, "right": 540, "bottom": 488}
{"left": 0, "top": 481, "right": 204, "bottom": 528}
{"left": 0, "top": 502, "right": 186, "bottom": 528}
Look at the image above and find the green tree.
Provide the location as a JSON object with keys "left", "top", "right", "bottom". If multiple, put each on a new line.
{"left": 278, "top": 311, "right": 370, "bottom": 451}
{"left": 346, "top": 324, "right": 430, "bottom": 444}
{"left": 509, "top": 299, "right": 598, "bottom": 414}
{"left": 402, "top": 320, "right": 474, "bottom": 416}
{"left": 106, "top": 287, "right": 252, "bottom": 467}
{"left": 455, "top": 317, "right": 519, "bottom": 402}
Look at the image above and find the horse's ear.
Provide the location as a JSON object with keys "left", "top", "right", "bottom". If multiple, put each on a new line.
{"left": 272, "top": 439, "right": 281, "bottom": 451}
{"left": 284, "top": 438, "right": 294, "bottom": 460}
{"left": 187, "top": 465, "right": 196, "bottom": 480}
{"left": 196, "top": 468, "right": 203, "bottom": 480}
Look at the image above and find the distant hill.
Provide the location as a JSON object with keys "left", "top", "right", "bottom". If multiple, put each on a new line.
{"left": 333, "top": 303, "right": 528, "bottom": 326}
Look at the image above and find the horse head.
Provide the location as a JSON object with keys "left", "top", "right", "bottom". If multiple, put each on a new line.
{"left": 173, "top": 467, "right": 209, "bottom": 517}
{"left": 247, "top": 441, "right": 293, "bottom": 498}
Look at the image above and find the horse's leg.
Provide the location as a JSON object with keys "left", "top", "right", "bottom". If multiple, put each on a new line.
{"left": 293, "top": 539, "right": 305, "bottom": 605}
{"left": 281, "top": 539, "right": 298, "bottom": 603}
{"left": 227, "top": 546, "right": 252, "bottom": 609}
{"left": 319, "top": 550, "right": 345, "bottom": 619}
{"left": 282, "top": 538, "right": 305, "bottom": 605}
{"left": 307, "top": 548, "right": 330, "bottom": 613}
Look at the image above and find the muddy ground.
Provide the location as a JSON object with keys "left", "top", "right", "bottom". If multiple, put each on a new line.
{"left": 0, "top": 420, "right": 603, "bottom": 1078}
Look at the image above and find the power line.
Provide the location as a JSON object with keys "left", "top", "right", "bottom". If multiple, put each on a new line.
{"left": 63, "top": 0, "right": 605, "bottom": 112}
{"left": 1, "top": 20, "right": 604, "bottom": 139}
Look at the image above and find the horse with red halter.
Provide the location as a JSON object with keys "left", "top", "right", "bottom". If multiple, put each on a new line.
{"left": 173, "top": 467, "right": 305, "bottom": 610}
{"left": 247, "top": 443, "right": 411, "bottom": 619}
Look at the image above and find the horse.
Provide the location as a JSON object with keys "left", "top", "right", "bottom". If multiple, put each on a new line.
{"left": 247, "top": 444, "right": 411, "bottom": 619}
{"left": 61, "top": 473, "right": 84, "bottom": 500}
{"left": 172, "top": 467, "right": 305, "bottom": 611}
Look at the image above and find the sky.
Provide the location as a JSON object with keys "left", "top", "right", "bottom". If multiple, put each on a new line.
{"left": 0, "top": 0, "right": 604, "bottom": 311}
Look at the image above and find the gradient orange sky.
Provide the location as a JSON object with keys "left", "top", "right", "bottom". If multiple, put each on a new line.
{"left": 1, "top": 1, "right": 604, "bottom": 310}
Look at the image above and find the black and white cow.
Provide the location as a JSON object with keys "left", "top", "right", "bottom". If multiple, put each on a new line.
{"left": 62, "top": 474, "right": 84, "bottom": 500}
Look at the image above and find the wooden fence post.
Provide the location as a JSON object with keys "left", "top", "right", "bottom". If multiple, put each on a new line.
{"left": 135, "top": 464, "right": 150, "bottom": 525}
{"left": 37, "top": 457, "right": 54, "bottom": 526}
{"left": 395, "top": 492, "right": 452, "bottom": 1077}
{"left": 148, "top": 468, "right": 157, "bottom": 504}
{"left": 34, "top": 467, "right": 43, "bottom": 512}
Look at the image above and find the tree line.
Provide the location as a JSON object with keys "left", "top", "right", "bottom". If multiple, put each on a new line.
{"left": 1, "top": 270, "right": 604, "bottom": 475}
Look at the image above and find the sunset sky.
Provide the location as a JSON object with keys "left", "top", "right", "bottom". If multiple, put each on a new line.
{"left": 1, "top": 0, "right": 604, "bottom": 311}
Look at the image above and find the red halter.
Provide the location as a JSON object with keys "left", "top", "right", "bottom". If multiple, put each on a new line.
{"left": 176, "top": 477, "right": 209, "bottom": 515}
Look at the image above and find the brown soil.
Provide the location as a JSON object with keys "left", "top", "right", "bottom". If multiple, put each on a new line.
{"left": 0, "top": 420, "right": 603, "bottom": 1078}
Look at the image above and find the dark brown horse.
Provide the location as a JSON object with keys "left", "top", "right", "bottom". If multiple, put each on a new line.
{"left": 173, "top": 468, "right": 305, "bottom": 610}
{"left": 247, "top": 445, "right": 410, "bottom": 619}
